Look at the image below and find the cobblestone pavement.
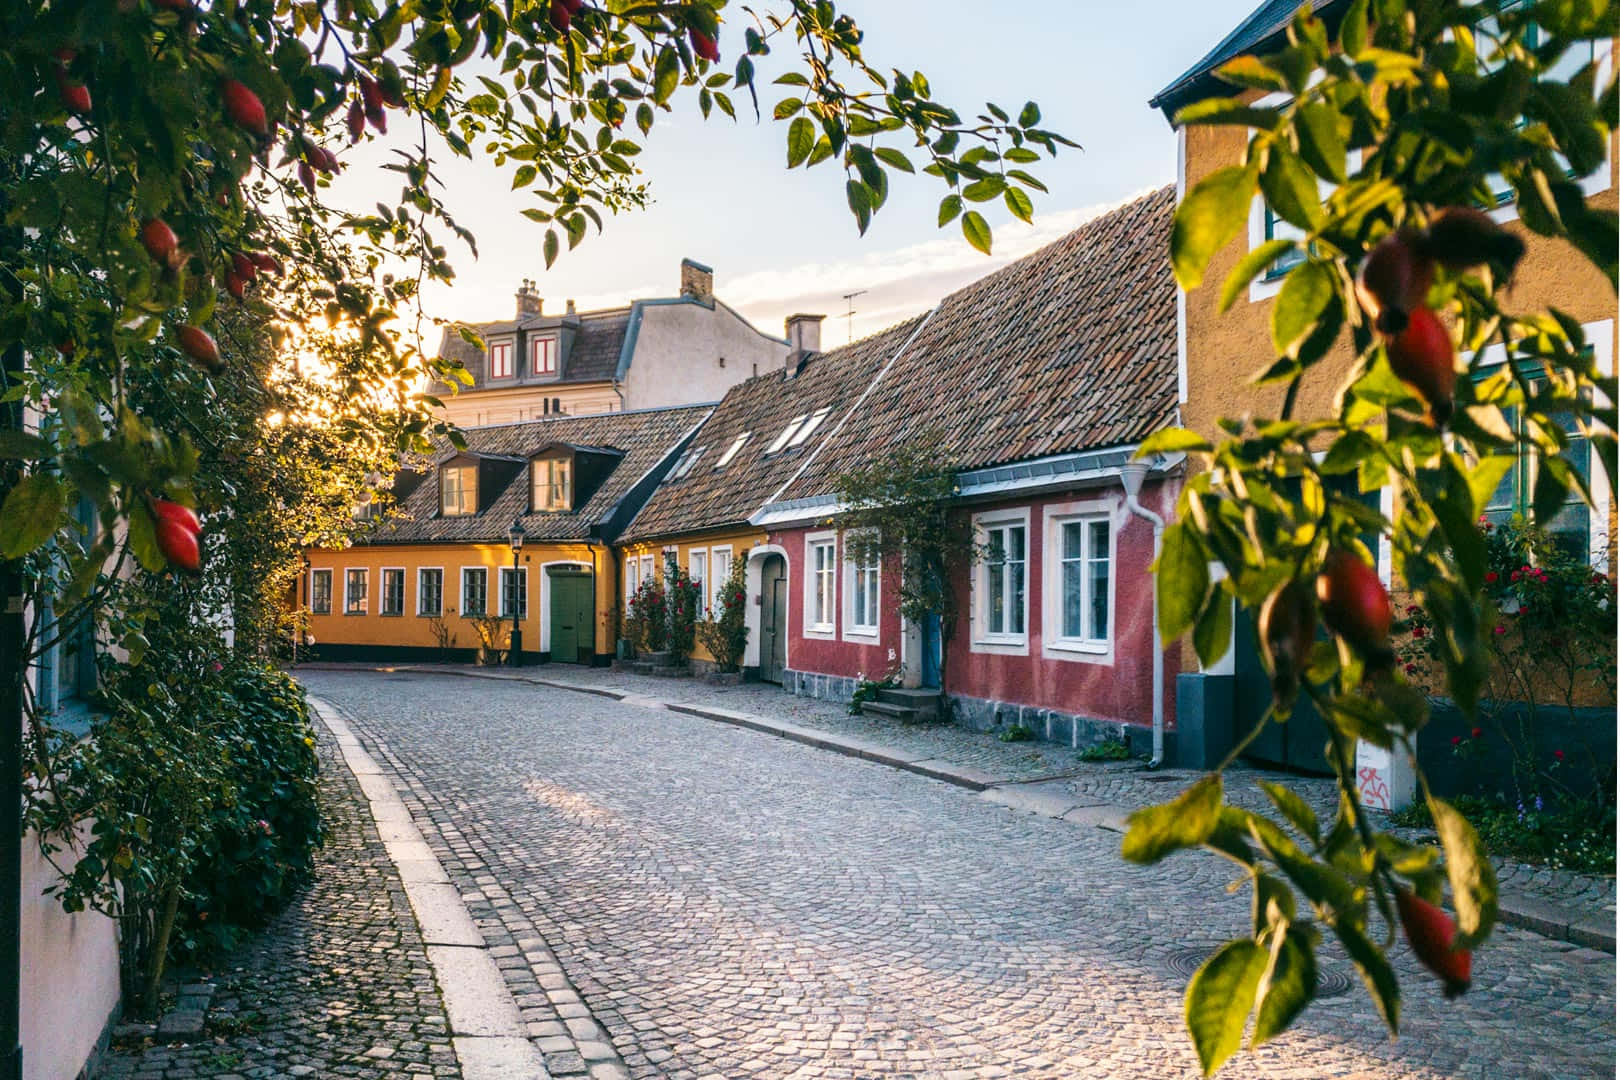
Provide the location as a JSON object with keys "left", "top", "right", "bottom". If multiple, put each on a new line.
{"left": 409, "top": 663, "right": 1617, "bottom": 917}
{"left": 301, "top": 669, "right": 1614, "bottom": 1080}
{"left": 97, "top": 727, "right": 461, "bottom": 1080}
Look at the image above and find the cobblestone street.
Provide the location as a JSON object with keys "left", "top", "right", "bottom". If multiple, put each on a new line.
{"left": 296, "top": 668, "right": 1613, "bottom": 1080}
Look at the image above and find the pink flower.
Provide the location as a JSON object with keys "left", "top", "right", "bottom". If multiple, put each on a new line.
{"left": 1451, "top": 735, "right": 1463, "bottom": 746}
{"left": 211, "top": 660, "right": 223, "bottom": 672}
{"left": 1494, "top": 624, "right": 1507, "bottom": 635}
{"left": 257, "top": 819, "right": 272, "bottom": 834}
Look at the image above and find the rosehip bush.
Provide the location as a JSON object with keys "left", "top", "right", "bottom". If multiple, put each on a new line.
{"left": 695, "top": 556, "right": 750, "bottom": 672}
{"left": 1131, "top": 1, "right": 1617, "bottom": 1072}
{"left": 626, "top": 576, "right": 669, "bottom": 653}
{"left": 666, "top": 567, "right": 702, "bottom": 661}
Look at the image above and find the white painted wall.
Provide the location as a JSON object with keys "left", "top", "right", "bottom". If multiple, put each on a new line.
{"left": 622, "top": 301, "right": 789, "bottom": 410}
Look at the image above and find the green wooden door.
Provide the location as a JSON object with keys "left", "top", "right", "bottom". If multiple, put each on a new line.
{"left": 549, "top": 570, "right": 592, "bottom": 664}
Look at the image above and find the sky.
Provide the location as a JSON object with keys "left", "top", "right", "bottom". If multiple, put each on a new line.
{"left": 324, "top": 0, "right": 1260, "bottom": 348}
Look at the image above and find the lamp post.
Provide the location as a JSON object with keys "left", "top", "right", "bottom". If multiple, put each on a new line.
{"left": 508, "top": 519, "right": 526, "bottom": 667}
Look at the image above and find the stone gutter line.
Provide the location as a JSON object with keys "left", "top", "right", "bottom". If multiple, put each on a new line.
{"left": 301, "top": 664, "right": 1617, "bottom": 955}
{"left": 307, "top": 696, "right": 554, "bottom": 1080}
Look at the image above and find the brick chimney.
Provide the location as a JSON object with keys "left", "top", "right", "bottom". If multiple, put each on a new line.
{"left": 515, "top": 278, "right": 542, "bottom": 318}
{"left": 785, "top": 313, "right": 824, "bottom": 356}
{"left": 679, "top": 258, "right": 714, "bottom": 303}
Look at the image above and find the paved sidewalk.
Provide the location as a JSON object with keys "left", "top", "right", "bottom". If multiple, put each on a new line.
{"left": 302, "top": 661, "right": 1616, "bottom": 953}
{"left": 97, "top": 727, "right": 461, "bottom": 1080}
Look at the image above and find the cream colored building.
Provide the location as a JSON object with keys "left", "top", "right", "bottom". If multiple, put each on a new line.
{"left": 436, "top": 259, "right": 818, "bottom": 427}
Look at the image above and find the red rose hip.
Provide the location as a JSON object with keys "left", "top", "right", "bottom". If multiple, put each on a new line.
{"left": 1316, "top": 549, "right": 1392, "bottom": 656}
{"left": 1396, "top": 888, "right": 1471, "bottom": 998}
{"left": 1385, "top": 305, "right": 1456, "bottom": 426}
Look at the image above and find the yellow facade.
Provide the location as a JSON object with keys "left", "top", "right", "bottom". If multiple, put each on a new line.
{"left": 305, "top": 539, "right": 620, "bottom": 661}
{"left": 617, "top": 527, "right": 767, "bottom": 662}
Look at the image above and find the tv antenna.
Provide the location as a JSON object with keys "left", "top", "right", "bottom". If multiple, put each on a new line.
{"left": 840, "top": 289, "right": 867, "bottom": 344}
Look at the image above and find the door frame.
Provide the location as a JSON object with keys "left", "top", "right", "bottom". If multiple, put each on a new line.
{"left": 541, "top": 561, "right": 593, "bottom": 661}
{"left": 742, "top": 545, "right": 790, "bottom": 672}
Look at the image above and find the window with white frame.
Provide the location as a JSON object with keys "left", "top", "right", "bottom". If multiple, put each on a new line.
{"left": 380, "top": 568, "right": 406, "bottom": 616}
{"left": 462, "top": 567, "right": 488, "bottom": 617}
{"left": 532, "top": 454, "right": 571, "bottom": 511}
{"left": 1052, "top": 514, "right": 1112, "bottom": 649}
{"left": 310, "top": 569, "right": 332, "bottom": 615}
{"left": 488, "top": 340, "right": 513, "bottom": 379}
{"left": 846, "top": 536, "right": 879, "bottom": 636}
{"left": 710, "top": 546, "right": 732, "bottom": 612}
{"left": 690, "top": 549, "right": 707, "bottom": 614}
{"left": 639, "top": 554, "right": 654, "bottom": 586}
{"left": 806, "top": 533, "right": 836, "bottom": 633}
{"left": 531, "top": 336, "right": 557, "bottom": 376}
{"left": 767, "top": 415, "right": 807, "bottom": 454}
{"left": 625, "top": 556, "right": 639, "bottom": 601}
{"left": 499, "top": 567, "right": 528, "bottom": 619}
{"left": 977, "top": 516, "right": 1027, "bottom": 641}
{"left": 787, "top": 406, "right": 833, "bottom": 448}
{"left": 418, "top": 568, "right": 444, "bottom": 616}
{"left": 714, "top": 432, "right": 750, "bottom": 469}
{"left": 667, "top": 446, "right": 705, "bottom": 482}
{"left": 344, "top": 568, "right": 368, "bottom": 615}
{"left": 441, "top": 464, "right": 477, "bottom": 516}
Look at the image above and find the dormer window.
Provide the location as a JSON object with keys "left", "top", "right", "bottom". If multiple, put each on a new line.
{"left": 531, "top": 337, "right": 557, "bottom": 376}
{"left": 441, "top": 464, "right": 477, "bottom": 516}
{"left": 714, "top": 432, "right": 750, "bottom": 469}
{"left": 489, "top": 341, "right": 513, "bottom": 379}
{"left": 532, "top": 454, "right": 572, "bottom": 511}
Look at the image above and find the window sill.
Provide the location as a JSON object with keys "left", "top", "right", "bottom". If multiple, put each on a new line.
{"left": 379, "top": 612, "right": 404, "bottom": 618}
{"left": 417, "top": 611, "right": 443, "bottom": 618}
{"left": 970, "top": 635, "right": 1029, "bottom": 656}
{"left": 311, "top": 610, "right": 332, "bottom": 617}
{"left": 343, "top": 611, "right": 368, "bottom": 616}
{"left": 804, "top": 624, "right": 836, "bottom": 639}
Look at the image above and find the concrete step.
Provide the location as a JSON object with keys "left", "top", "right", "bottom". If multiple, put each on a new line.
{"left": 874, "top": 687, "right": 940, "bottom": 718}
{"left": 860, "top": 700, "right": 922, "bottom": 721}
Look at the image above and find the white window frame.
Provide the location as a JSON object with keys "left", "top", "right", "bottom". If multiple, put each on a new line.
{"left": 309, "top": 568, "right": 333, "bottom": 615}
{"left": 639, "top": 554, "right": 654, "bottom": 587}
{"left": 532, "top": 454, "right": 572, "bottom": 511}
{"left": 488, "top": 339, "right": 514, "bottom": 380}
{"left": 710, "top": 545, "right": 733, "bottom": 614}
{"left": 803, "top": 530, "right": 837, "bottom": 639}
{"left": 1467, "top": 317, "right": 1613, "bottom": 570}
{"left": 460, "top": 566, "right": 489, "bottom": 618}
{"left": 625, "top": 555, "right": 640, "bottom": 602}
{"left": 417, "top": 566, "right": 445, "bottom": 616}
{"left": 531, "top": 336, "right": 557, "bottom": 376}
{"left": 379, "top": 566, "right": 407, "bottom": 617}
{"left": 842, "top": 530, "right": 880, "bottom": 641}
{"left": 767, "top": 415, "right": 807, "bottom": 454}
{"left": 971, "top": 508, "right": 1030, "bottom": 655}
{"left": 441, "top": 463, "right": 477, "bottom": 517}
{"left": 343, "top": 567, "right": 369, "bottom": 616}
{"left": 714, "top": 433, "right": 750, "bottom": 469}
{"left": 1041, "top": 500, "right": 1117, "bottom": 662}
{"left": 688, "top": 548, "right": 708, "bottom": 616}
{"left": 499, "top": 566, "right": 529, "bottom": 619}
{"left": 787, "top": 406, "right": 833, "bottom": 448}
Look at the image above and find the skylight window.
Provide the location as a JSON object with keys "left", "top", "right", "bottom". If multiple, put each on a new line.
{"left": 667, "top": 446, "right": 704, "bottom": 481}
{"left": 766, "top": 415, "right": 807, "bottom": 454}
{"left": 714, "top": 432, "right": 751, "bottom": 469}
{"left": 788, "top": 406, "right": 833, "bottom": 448}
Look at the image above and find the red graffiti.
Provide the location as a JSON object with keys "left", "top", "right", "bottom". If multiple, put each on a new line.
{"left": 1358, "top": 765, "right": 1390, "bottom": 810}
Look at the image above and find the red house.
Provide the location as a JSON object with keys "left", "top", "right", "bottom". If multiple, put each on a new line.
{"left": 748, "top": 187, "right": 1184, "bottom": 755}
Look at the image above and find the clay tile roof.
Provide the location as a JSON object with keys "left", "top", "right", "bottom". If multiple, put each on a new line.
{"left": 362, "top": 404, "right": 711, "bottom": 546}
{"left": 777, "top": 185, "right": 1179, "bottom": 502}
{"left": 617, "top": 315, "right": 927, "bottom": 543}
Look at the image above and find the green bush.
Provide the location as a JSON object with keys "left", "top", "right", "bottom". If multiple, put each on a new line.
{"left": 626, "top": 577, "right": 667, "bottom": 652}
{"left": 695, "top": 558, "right": 749, "bottom": 672}
{"left": 1390, "top": 794, "right": 1615, "bottom": 875}
{"left": 666, "top": 567, "right": 701, "bottom": 661}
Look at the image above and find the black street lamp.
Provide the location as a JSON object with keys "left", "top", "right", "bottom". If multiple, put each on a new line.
{"left": 507, "top": 519, "right": 526, "bottom": 667}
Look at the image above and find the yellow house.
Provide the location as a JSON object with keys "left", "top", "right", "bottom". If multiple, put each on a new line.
{"left": 1150, "top": 0, "right": 1618, "bottom": 771}
{"left": 305, "top": 404, "right": 708, "bottom": 665}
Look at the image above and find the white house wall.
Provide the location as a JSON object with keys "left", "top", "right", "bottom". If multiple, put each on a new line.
{"left": 622, "top": 302, "right": 790, "bottom": 411}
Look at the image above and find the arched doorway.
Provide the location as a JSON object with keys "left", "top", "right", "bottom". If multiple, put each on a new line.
{"left": 756, "top": 553, "right": 787, "bottom": 684}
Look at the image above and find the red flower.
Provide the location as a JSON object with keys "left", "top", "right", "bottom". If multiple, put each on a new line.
{"left": 1451, "top": 735, "right": 1463, "bottom": 746}
{"left": 1493, "top": 624, "right": 1507, "bottom": 636}
{"left": 1555, "top": 750, "right": 1565, "bottom": 761}
{"left": 1412, "top": 626, "right": 1426, "bottom": 639}
{"left": 1407, "top": 605, "right": 1422, "bottom": 615}
{"left": 1404, "top": 663, "right": 1418, "bottom": 676}
{"left": 1510, "top": 570, "right": 1521, "bottom": 582}
{"left": 1471, "top": 727, "right": 1483, "bottom": 739}
{"left": 1485, "top": 571, "right": 1498, "bottom": 583}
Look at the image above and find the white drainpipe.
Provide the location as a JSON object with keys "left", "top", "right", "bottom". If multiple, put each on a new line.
{"left": 1119, "top": 460, "right": 1166, "bottom": 770}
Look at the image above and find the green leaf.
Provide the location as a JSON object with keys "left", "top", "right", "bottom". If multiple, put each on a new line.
{"left": 1271, "top": 261, "right": 1336, "bottom": 359}
{"left": 1333, "top": 920, "right": 1400, "bottom": 1034}
{"left": 1138, "top": 428, "right": 1213, "bottom": 455}
{"left": 1174, "top": 97, "right": 1281, "bottom": 130}
{"left": 543, "top": 228, "right": 559, "bottom": 269}
{"left": 1295, "top": 102, "right": 1347, "bottom": 183}
{"left": 1219, "top": 239, "right": 1293, "bottom": 313}
{"left": 1018, "top": 100, "right": 1041, "bottom": 127}
{"left": 0, "top": 431, "right": 53, "bottom": 460}
{"left": 1171, "top": 166, "right": 1258, "bottom": 290}
{"left": 1004, "top": 186, "right": 1034, "bottom": 224}
{"left": 938, "top": 194, "right": 963, "bottom": 228}
{"left": 1339, "top": 0, "right": 1369, "bottom": 56}
{"left": 1252, "top": 929, "right": 1318, "bottom": 1046}
{"left": 1185, "top": 939, "right": 1267, "bottom": 1076}
{"left": 653, "top": 45, "right": 679, "bottom": 105}
{"left": 1430, "top": 798, "right": 1498, "bottom": 947}
{"left": 773, "top": 97, "right": 803, "bottom": 120}
{"left": 1217, "top": 55, "right": 1290, "bottom": 92}
{"left": 1258, "top": 780, "right": 1320, "bottom": 847}
{"left": 1261, "top": 145, "right": 1324, "bottom": 231}
{"left": 962, "top": 176, "right": 1006, "bottom": 202}
{"left": 1156, "top": 521, "right": 1210, "bottom": 641}
{"left": 0, "top": 473, "right": 64, "bottom": 558}
{"left": 126, "top": 499, "right": 164, "bottom": 573}
{"left": 1122, "top": 774, "right": 1224, "bottom": 864}
{"left": 874, "top": 147, "right": 915, "bottom": 174}
{"left": 1192, "top": 588, "right": 1233, "bottom": 669}
{"left": 961, "top": 210, "right": 992, "bottom": 255}
{"left": 846, "top": 180, "right": 874, "bottom": 235}
{"left": 786, "top": 116, "right": 815, "bottom": 168}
